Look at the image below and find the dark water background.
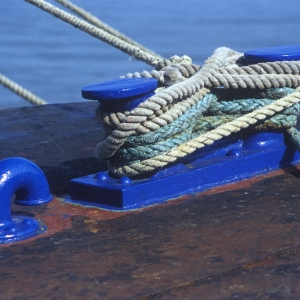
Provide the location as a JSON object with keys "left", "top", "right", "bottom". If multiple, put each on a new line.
{"left": 1, "top": 0, "right": 300, "bottom": 107}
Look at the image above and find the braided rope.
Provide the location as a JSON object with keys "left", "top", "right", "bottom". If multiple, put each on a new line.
{"left": 109, "top": 90, "right": 298, "bottom": 170}
{"left": 286, "top": 127, "right": 300, "bottom": 151}
{"left": 113, "top": 96, "right": 300, "bottom": 166}
{"left": 54, "top": 0, "right": 162, "bottom": 58}
{"left": 25, "top": 0, "right": 192, "bottom": 70}
{"left": 23, "top": 1, "right": 300, "bottom": 178}
{"left": 220, "top": 61, "right": 300, "bottom": 75}
{"left": 95, "top": 47, "right": 300, "bottom": 160}
{"left": 122, "top": 63, "right": 201, "bottom": 85}
{"left": 0, "top": 73, "right": 47, "bottom": 105}
{"left": 123, "top": 93, "right": 217, "bottom": 147}
{"left": 94, "top": 88, "right": 211, "bottom": 159}
{"left": 113, "top": 113, "right": 298, "bottom": 164}
{"left": 110, "top": 88, "right": 300, "bottom": 177}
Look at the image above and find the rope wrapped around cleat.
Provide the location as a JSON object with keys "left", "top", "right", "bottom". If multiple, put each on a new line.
{"left": 94, "top": 47, "right": 300, "bottom": 177}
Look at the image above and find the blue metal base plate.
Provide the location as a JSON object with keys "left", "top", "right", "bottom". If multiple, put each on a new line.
{"left": 0, "top": 217, "right": 45, "bottom": 244}
{"left": 69, "top": 131, "right": 300, "bottom": 210}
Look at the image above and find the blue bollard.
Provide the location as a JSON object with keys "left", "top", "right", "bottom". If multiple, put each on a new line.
{"left": 0, "top": 157, "right": 52, "bottom": 244}
{"left": 70, "top": 130, "right": 300, "bottom": 210}
{"left": 69, "top": 46, "right": 300, "bottom": 210}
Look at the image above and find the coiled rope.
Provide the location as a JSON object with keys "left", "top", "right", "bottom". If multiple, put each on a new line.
{"left": 0, "top": 73, "right": 47, "bottom": 105}
{"left": 24, "top": 1, "right": 300, "bottom": 177}
{"left": 92, "top": 47, "right": 300, "bottom": 177}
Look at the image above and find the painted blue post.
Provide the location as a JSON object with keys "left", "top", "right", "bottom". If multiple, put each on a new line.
{"left": 0, "top": 157, "right": 52, "bottom": 243}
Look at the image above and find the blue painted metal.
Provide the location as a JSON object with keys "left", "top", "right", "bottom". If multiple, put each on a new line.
{"left": 244, "top": 45, "right": 300, "bottom": 64}
{"left": 69, "top": 130, "right": 300, "bottom": 210}
{"left": 0, "top": 157, "right": 53, "bottom": 244}
{"left": 81, "top": 78, "right": 158, "bottom": 111}
{"left": 72, "top": 48, "right": 300, "bottom": 210}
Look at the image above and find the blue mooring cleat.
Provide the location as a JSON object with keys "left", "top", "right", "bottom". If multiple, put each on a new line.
{"left": 70, "top": 45, "right": 300, "bottom": 210}
{"left": 69, "top": 131, "right": 300, "bottom": 210}
{"left": 81, "top": 77, "right": 158, "bottom": 111}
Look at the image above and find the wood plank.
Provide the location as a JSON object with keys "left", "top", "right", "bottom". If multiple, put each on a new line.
{"left": 151, "top": 247, "right": 300, "bottom": 299}
{"left": 1, "top": 103, "right": 300, "bottom": 299}
{"left": 0, "top": 102, "right": 106, "bottom": 193}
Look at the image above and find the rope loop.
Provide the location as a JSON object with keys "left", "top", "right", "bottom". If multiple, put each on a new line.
{"left": 93, "top": 47, "right": 300, "bottom": 177}
{"left": 22, "top": 1, "right": 300, "bottom": 166}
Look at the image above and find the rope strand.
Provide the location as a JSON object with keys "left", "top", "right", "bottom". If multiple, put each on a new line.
{"left": 54, "top": 0, "right": 162, "bottom": 58}
{"left": 109, "top": 88, "right": 300, "bottom": 177}
{"left": 21, "top": 2, "right": 300, "bottom": 177}
{"left": 25, "top": 0, "right": 191, "bottom": 69}
{"left": 92, "top": 47, "right": 300, "bottom": 177}
{"left": 0, "top": 73, "right": 47, "bottom": 105}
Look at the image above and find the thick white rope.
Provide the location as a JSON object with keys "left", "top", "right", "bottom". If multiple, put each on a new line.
{"left": 0, "top": 73, "right": 47, "bottom": 105}
{"left": 96, "top": 48, "right": 300, "bottom": 156}
{"left": 110, "top": 87, "right": 300, "bottom": 176}
{"left": 94, "top": 88, "right": 211, "bottom": 158}
{"left": 88, "top": 47, "right": 300, "bottom": 177}
{"left": 95, "top": 48, "right": 244, "bottom": 158}
{"left": 54, "top": 0, "right": 162, "bottom": 59}
{"left": 25, "top": 0, "right": 190, "bottom": 69}
{"left": 22, "top": 0, "right": 300, "bottom": 177}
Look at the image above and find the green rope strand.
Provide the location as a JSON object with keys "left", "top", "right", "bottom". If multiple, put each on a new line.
{"left": 286, "top": 127, "right": 300, "bottom": 151}
{"left": 124, "top": 93, "right": 218, "bottom": 147}
{"left": 112, "top": 88, "right": 300, "bottom": 165}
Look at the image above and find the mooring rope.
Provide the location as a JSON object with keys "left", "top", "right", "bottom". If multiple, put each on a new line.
{"left": 54, "top": 0, "right": 162, "bottom": 59}
{"left": 25, "top": 0, "right": 192, "bottom": 70}
{"left": 0, "top": 73, "right": 47, "bottom": 105}
{"left": 23, "top": 1, "right": 300, "bottom": 177}
{"left": 109, "top": 89, "right": 300, "bottom": 176}
{"left": 91, "top": 47, "right": 300, "bottom": 177}
{"left": 3, "top": 0, "right": 165, "bottom": 107}
{"left": 24, "top": 0, "right": 199, "bottom": 106}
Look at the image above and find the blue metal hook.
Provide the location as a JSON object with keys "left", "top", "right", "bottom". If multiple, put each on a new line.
{"left": 0, "top": 157, "right": 52, "bottom": 244}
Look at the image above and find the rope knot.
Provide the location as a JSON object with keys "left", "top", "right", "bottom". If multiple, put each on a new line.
{"left": 161, "top": 67, "right": 182, "bottom": 86}
{"left": 169, "top": 55, "right": 193, "bottom": 65}
{"left": 95, "top": 47, "right": 300, "bottom": 178}
{"left": 154, "top": 55, "right": 193, "bottom": 70}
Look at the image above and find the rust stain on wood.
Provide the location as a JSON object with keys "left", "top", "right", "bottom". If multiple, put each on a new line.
{"left": 2, "top": 103, "right": 300, "bottom": 299}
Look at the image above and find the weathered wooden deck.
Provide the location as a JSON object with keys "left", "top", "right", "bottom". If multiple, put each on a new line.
{"left": 1, "top": 102, "right": 300, "bottom": 299}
